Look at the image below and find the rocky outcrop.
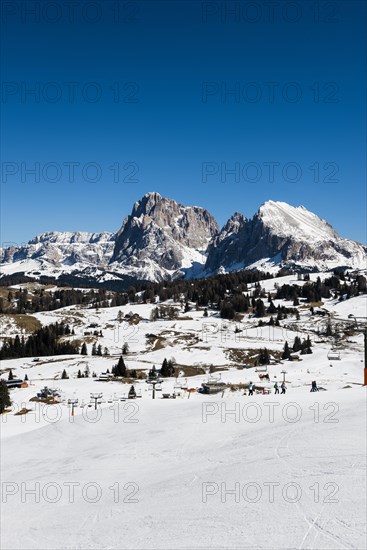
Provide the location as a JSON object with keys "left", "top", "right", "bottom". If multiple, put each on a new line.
{"left": 110, "top": 192, "right": 219, "bottom": 279}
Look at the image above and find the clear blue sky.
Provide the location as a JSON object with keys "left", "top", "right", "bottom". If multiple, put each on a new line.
{"left": 1, "top": 0, "right": 366, "bottom": 246}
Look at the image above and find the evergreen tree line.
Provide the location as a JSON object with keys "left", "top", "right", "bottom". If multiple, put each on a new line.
{"left": 150, "top": 306, "right": 179, "bottom": 321}
{"left": 0, "top": 287, "right": 129, "bottom": 315}
{"left": 160, "top": 358, "right": 175, "bottom": 377}
{"left": 1, "top": 270, "right": 363, "bottom": 323}
{"left": 143, "top": 270, "right": 273, "bottom": 307}
{"left": 148, "top": 359, "right": 175, "bottom": 378}
{"left": 275, "top": 274, "right": 366, "bottom": 303}
{"left": 282, "top": 336, "right": 313, "bottom": 359}
{"left": 0, "top": 322, "right": 79, "bottom": 360}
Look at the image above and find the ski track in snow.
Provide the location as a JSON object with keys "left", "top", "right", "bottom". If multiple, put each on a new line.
{"left": 273, "top": 417, "right": 361, "bottom": 550}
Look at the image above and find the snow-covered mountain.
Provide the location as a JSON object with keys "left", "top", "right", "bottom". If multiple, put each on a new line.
{"left": 204, "top": 201, "right": 367, "bottom": 274}
{"left": 110, "top": 192, "right": 219, "bottom": 280}
{"left": 0, "top": 193, "right": 219, "bottom": 283}
{"left": 1, "top": 196, "right": 366, "bottom": 283}
{"left": 0, "top": 232, "right": 116, "bottom": 279}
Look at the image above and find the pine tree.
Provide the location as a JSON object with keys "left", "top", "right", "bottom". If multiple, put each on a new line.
{"left": 203, "top": 308, "right": 208, "bottom": 317}
{"left": 149, "top": 365, "right": 157, "bottom": 379}
{"left": 167, "top": 359, "right": 175, "bottom": 376}
{"left": 161, "top": 358, "right": 168, "bottom": 376}
{"left": 8, "top": 370, "right": 13, "bottom": 381}
{"left": 301, "top": 336, "right": 313, "bottom": 355}
{"left": 24, "top": 374, "right": 28, "bottom": 381}
{"left": 128, "top": 385, "right": 136, "bottom": 399}
{"left": 293, "top": 336, "right": 302, "bottom": 352}
{"left": 77, "top": 369, "right": 83, "bottom": 378}
{"left": 258, "top": 348, "right": 270, "bottom": 365}
{"left": 122, "top": 343, "right": 129, "bottom": 355}
{"left": 255, "top": 299, "right": 266, "bottom": 318}
{"left": 61, "top": 369, "right": 68, "bottom": 379}
{"left": 80, "top": 343, "right": 88, "bottom": 355}
{"left": 91, "top": 343, "right": 97, "bottom": 356}
{"left": 0, "top": 380, "right": 11, "bottom": 414}
{"left": 113, "top": 356, "right": 127, "bottom": 377}
{"left": 282, "top": 341, "right": 291, "bottom": 360}
{"left": 97, "top": 344, "right": 102, "bottom": 356}
{"left": 220, "top": 301, "right": 235, "bottom": 319}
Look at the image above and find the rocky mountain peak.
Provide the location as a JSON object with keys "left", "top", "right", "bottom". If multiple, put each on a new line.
{"left": 131, "top": 192, "right": 164, "bottom": 218}
{"left": 110, "top": 193, "right": 219, "bottom": 280}
{"left": 205, "top": 201, "right": 366, "bottom": 274}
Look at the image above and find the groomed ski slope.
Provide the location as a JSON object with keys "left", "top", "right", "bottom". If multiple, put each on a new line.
{"left": 1, "top": 385, "right": 366, "bottom": 550}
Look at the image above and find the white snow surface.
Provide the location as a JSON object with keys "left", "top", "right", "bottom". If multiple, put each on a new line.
{"left": 1, "top": 388, "right": 366, "bottom": 550}
{"left": 1, "top": 283, "right": 366, "bottom": 549}
{"left": 258, "top": 201, "right": 338, "bottom": 242}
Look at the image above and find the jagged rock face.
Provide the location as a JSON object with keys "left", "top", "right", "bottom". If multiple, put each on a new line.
{"left": 205, "top": 201, "right": 367, "bottom": 273}
{"left": 0, "top": 232, "right": 115, "bottom": 270}
{"left": 110, "top": 192, "right": 219, "bottom": 274}
{"left": 204, "top": 212, "right": 249, "bottom": 271}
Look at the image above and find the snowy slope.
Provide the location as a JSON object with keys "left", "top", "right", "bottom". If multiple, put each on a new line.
{"left": 1, "top": 387, "right": 366, "bottom": 549}
{"left": 257, "top": 201, "right": 337, "bottom": 241}
{"left": 1, "top": 285, "right": 367, "bottom": 549}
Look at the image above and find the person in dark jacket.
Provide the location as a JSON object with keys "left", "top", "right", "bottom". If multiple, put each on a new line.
{"left": 281, "top": 382, "right": 286, "bottom": 394}
{"left": 274, "top": 382, "right": 279, "bottom": 394}
{"left": 248, "top": 382, "right": 254, "bottom": 396}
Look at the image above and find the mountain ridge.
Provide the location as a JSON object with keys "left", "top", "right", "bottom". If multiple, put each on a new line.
{"left": 1, "top": 193, "right": 366, "bottom": 282}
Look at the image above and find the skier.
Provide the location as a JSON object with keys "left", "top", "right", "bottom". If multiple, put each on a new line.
{"left": 310, "top": 380, "right": 319, "bottom": 392}
{"left": 248, "top": 382, "right": 254, "bottom": 396}
{"left": 274, "top": 382, "right": 279, "bottom": 394}
{"left": 281, "top": 381, "right": 286, "bottom": 394}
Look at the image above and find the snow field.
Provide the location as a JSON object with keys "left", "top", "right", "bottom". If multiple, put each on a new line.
{"left": 1, "top": 280, "right": 366, "bottom": 548}
{"left": 1, "top": 388, "right": 366, "bottom": 549}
